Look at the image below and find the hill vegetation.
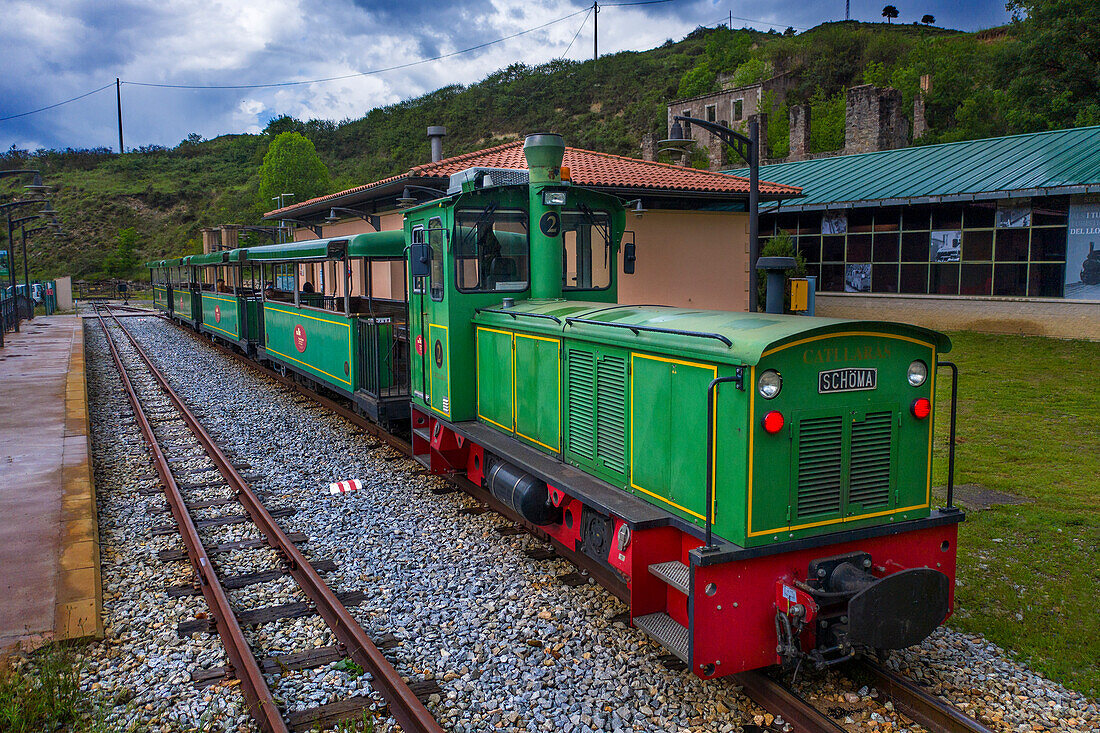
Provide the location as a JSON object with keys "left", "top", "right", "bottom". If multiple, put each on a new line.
{"left": 1, "top": 0, "right": 1095, "bottom": 280}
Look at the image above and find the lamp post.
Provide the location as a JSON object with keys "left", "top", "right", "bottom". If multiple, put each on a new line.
{"left": 659, "top": 116, "right": 761, "bottom": 312}
{"left": 0, "top": 170, "right": 51, "bottom": 330}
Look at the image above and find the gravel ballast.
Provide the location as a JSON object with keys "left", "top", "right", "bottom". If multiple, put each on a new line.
{"left": 72, "top": 313, "right": 1099, "bottom": 732}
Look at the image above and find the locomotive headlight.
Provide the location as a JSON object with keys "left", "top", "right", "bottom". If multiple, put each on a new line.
{"left": 542, "top": 189, "right": 568, "bottom": 206}
{"left": 757, "top": 369, "right": 782, "bottom": 399}
{"left": 907, "top": 360, "right": 928, "bottom": 387}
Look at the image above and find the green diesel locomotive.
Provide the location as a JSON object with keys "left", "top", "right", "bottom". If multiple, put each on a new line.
{"left": 148, "top": 133, "right": 963, "bottom": 677}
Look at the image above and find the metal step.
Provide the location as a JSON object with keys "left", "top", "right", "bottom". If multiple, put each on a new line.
{"left": 634, "top": 612, "right": 690, "bottom": 663}
{"left": 648, "top": 560, "right": 690, "bottom": 595}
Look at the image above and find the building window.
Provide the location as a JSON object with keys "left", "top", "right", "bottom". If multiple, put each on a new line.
{"left": 733, "top": 99, "right": 744, "bottom": 121}
{"left": 759, "top": 195, "right": 1071, "bottom": 298}
{"left": 681, "top": 109, "right": 692, "bottom": 135}
{"left": 705, "top": 104, "right": 717, "bottom": 123}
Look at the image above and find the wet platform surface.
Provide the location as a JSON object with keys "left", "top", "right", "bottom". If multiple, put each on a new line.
{"left": 0, "top": 316, "right": 101, "bottom": 650}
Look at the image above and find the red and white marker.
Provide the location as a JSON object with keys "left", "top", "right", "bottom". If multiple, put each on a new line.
{"left": 329, "top": 479, "right": 363, "bottom": 495}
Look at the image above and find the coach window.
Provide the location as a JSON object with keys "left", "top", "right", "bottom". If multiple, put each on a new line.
{"left": 562, "top": 210, "right": 612, "bottom": 291}
{"left": 454, "top": 208, "right": 529, "bottom": 293}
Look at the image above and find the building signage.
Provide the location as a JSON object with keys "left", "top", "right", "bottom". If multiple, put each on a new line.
{"left": 1066, "top": 196, "right": 1100, "bottom": 300}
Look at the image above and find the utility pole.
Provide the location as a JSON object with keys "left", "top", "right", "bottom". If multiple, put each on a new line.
{"left": 593, "top": 2, "right": 599, "bottom": 61}
{"left": 846, "top": 0, "right": 850, "bottom": 20}
{"left": 729, "top": 10, "right": 732, "bottom": 29}
{"left": 116, "top": 78, "right": 124, "bottom": 154}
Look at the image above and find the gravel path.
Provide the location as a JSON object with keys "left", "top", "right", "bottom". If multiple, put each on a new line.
{"left": 75, "top": 313, "right": 1099, "bottom": 733}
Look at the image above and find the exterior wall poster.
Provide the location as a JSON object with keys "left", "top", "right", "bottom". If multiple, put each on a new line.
{"left": 1066, "top": 196, "right": 1100, "bottom": 300}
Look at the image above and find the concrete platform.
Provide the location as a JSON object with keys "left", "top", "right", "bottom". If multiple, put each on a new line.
{"left": 0, "top": 316, "right": 102, "bottom": 651}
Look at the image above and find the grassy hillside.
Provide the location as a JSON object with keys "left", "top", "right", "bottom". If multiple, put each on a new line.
{"left": 1, "top": 4, "right": 1095, "bottom": 280}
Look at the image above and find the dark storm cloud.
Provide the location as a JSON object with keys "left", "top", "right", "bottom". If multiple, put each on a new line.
{"left": 0, "top": 0, "right": 1010, "bottom": 151}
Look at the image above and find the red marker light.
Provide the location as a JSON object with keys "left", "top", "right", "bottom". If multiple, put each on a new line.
{"left": 762, "top": 410, "right": 785, "bottom": 434}
{"left": 911, "top": 398, "right": 931, "bottom": 419}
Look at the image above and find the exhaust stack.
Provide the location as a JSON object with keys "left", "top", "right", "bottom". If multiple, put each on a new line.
{"left": 427, "top": 126, "right": 447, "bottom": 163}
{"left": 523, "top": 133, "right": 566, "bottom": 300}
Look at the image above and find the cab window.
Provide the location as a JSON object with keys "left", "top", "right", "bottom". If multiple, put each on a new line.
{"left": 562, "top": 210, "right": 612, "bottom": 290}
{"left": 411, "top": 225, "right": 425, "bottom": 294}
{"left": 428, "top": 217, "right": 445, "bottom": 301}
{"left": 454, "top": 209, "right": 529, "bottom": 293}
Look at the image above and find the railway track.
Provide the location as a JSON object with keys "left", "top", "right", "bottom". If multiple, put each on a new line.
{"left": 93, "top": 305, "right": 444, "bottom": 733}
{"left": 136, "top": 308, "right": 997, "bottom": 733}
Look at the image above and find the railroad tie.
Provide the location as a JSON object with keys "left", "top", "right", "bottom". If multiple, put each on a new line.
{"left": 190, "top": 634, "right": 399, "bottom": 687}
{"left": 150, "top": 506, "right": 296, "bottom": 536}
{"left": 176, "top": 589, "right": 367, "bottom": 636}
{"left": 157, "top": 532, "right": 309, "bottom": 561}
{"left": 166, "top": 559, "right": 338, "bottom": 597}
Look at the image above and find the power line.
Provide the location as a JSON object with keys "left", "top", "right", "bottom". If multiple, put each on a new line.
{"left": 124, "top": 7, "right": 590, "bottom": 90}
{"left": 0, "top": 82, "right": 115, "bottom": 122}
{"left": 560, "top": 7, "right": 595, "bottom": 60}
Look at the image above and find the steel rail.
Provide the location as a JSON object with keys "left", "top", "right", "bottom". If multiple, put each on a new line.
{"left": 733, "top": 671, "right": 848, "bottom": 733}
{"left": 852, "top": 659, "right": 995, "bottom": 733}
{"left": 167, "top": 322, "right": 631, "bottom": 601}
{"left": 146, "top": 312, "right": 989, "bottom": 733}
{"left": 93, "top": 307, "right": 289, "bottom": 733}
{"left": 100, "top": 307, "right": 444, "bottom": 733}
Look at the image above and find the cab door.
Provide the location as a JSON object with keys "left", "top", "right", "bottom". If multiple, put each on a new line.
{"left": 410, "top": 217, "right": 451, "bottom": 418}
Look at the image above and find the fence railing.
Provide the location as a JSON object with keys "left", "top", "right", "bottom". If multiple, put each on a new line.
{"left": 1, "top": 294, "right": 34, "bottom": 337}
{"left": 356, "top": 316, "right": 410, "bottom": 399}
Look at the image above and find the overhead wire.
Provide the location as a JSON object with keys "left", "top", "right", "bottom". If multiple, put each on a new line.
{"left": 1, "top": 2, "right": 807, "bottom": 125}
{"left": 559, "top": 7, "right": 595, "bottom": 59}
{"left": 0, "top": 82, "right": 116, "bottom": 122}
{"left": 123, "top": 7, "right": 591, "bottom": 90}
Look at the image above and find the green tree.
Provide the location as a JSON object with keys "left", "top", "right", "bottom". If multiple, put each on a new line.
{"left": 882, "top": 5, "right": 900, "bottom": 23}
{"left": 1005, "top": 0, "right": 1100, "bottom": 131}
{"left": 105, "top": 227, "right": 138, "bottom": 279}
{"left": 257, "top": 132, "right": 331, "bottom": 217}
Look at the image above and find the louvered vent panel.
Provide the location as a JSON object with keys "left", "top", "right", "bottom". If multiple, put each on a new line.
{"left": 796, "top": 416, "right": 843, "bottom": 517}
{"left": 566, "top": 350, "right": 596, "bottom": 461}
{"left": 848, "top": 411, "right": 893, "bottom": 508}
{"left": 595, "top": 355, "right": 628, "bottom": 474}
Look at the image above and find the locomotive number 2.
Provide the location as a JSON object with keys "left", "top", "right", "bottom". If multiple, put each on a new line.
{"left": 434, "top": 339, "right": 443, "bottom": 368}
{"left": 539, "top": 211, "right": 560, "bottom": 238}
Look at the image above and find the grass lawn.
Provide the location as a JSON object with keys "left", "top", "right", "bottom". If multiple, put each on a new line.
{"left": 932, "top": 331, "right": 1100, "bottom": 697}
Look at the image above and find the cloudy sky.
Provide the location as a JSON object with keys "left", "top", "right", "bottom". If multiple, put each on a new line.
{"left": 1, "top": 0, "right": 1012, "bottom": 152}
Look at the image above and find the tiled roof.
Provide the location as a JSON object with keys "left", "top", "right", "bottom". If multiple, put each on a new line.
{"left": 725, "top": 125, "right": 1100, "bottom": 211}
{"left": 265, "top": 141, "right": 800, "bottom": 218}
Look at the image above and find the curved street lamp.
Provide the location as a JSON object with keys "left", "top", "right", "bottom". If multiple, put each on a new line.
{"left": 659, "top": 115, "right": 761, "bottom": 312}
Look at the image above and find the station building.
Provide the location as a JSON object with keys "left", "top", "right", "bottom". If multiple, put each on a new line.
{"left": 727, "top": 125, "right": 1100, "bottom": 339}
{"left": 242, "top": 138, "right": 798, "bottom": 311}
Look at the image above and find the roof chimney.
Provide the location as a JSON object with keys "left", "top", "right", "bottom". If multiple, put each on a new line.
{"left": 427, "top": 126, "right": 447, "bottom": 163}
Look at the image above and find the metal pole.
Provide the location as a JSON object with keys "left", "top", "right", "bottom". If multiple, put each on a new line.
{"left": 748, "top": 117, "right": 760, "bottom": 313}
{"left": 116, "top": 79, "right": 124, "bottom": 154}
{"left": 593, "top": 2, "right": 598, "bottom": 60}
{"left": 6, "top": 212, "right": 17, "bottom": 332}
{"left": 21, "top": 226, "right": 30, "bottom": 319}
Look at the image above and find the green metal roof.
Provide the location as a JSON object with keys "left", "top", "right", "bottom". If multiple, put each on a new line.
{"left": 189, "top": 251, "right": 229, "bottom": 266}
{"left": 346, "top": 230, "right": 407, "bottom": 258}
{"left": 725, "top": 125, "right": 1100, "bottom": 211}
{"left": 245, "top": 237, "right": 349, "bottom": 262}
{"left": 474, "top": 300, "right": 950, "bottom": 366}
